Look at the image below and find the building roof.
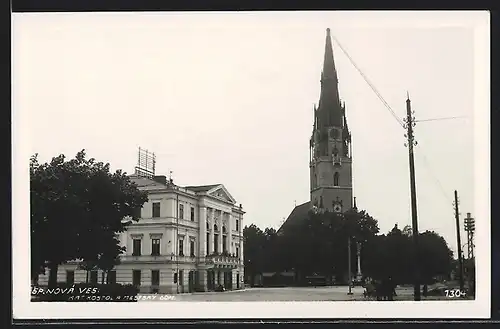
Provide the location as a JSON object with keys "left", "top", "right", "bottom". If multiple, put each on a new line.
{"left": 277, "top": 201, "right": 311, "bottom": 234}
{"left": 184, "top": 184, "right": 221, "bottom": 192}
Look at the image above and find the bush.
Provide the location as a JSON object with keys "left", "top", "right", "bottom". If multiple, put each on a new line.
{"left": 32, "top": 283, "right": 139, "bottom": 302}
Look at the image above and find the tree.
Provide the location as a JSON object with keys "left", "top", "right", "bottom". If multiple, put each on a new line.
{"left": 30, "top": 150, "right": 148, "bottom": 287}
{"left": 362, "top": 225, "right": 453, "bottom": 284}
{"left": 243, "top": 224, "right": 266, "bottom": 284}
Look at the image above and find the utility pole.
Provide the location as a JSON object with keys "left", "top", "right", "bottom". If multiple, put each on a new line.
{"left": 454, "top": 190, "right": 465, "bottom": 291}
{"left": 403, "top": 93, "right": 421, "bottom": 301}
{"left": 464, "top": 212, "right": 475, "bottom": 259}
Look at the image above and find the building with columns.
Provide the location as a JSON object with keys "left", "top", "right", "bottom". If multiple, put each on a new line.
{"left": 37, "top": 174, "right": 245, "bottom": 294}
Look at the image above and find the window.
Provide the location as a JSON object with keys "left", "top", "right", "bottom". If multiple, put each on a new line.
{"left": 235, "top": 219, "right": 239, "bottom": 231}
{"left": 206, "top": 233, "right": 210, "bottom": 255}
{"left": 132, "top": 239, "right": 142, "bottom": 256}
{"left": 178, "top": 239, "right": 184, "bottom": 256}
{"left": 214, "top": 224, "right": 218, "bottom": 232}
{"left": 151, "top": 270, "right": 160, "bottom": 286}
{"left": 334, "top": 172, "right": 339, "bottom": 186}
{"left": 90, "top": 270, "right": 98, "bottom": 284}
{"left": 214, "top": 234, "right": 219, "bottom": 253}
{"left": 236, "top": 247, "right": 240, "bottom": 259}
{"left": 190, "top": 207, "right": 195, "bottom": 221}
{"left": 151, "top": 238, "right": 160, "bottom": 256}
{"left": 66, "top": 270, "right": 74, "bottom": 285}
{"left": 206, "top": 222, "right": 210, "bottom": 230}
{"left": 152, "top": 202, "right": 161, "bottom": 218}
{"left": 173, "top": 272, "right": 178, "bottom": 283}
{"left": 179, "top": 204, "right": 184, "bottom": 219}
{"left": 223, "top": 236, "right": 227, "bottom": 253}
{"left": 107, "top": 270, "right": 116, "bottom": 284}
{"left": 222, "top": 226, "right": 227, "bottom": 234}
{"left": 190, "top": 240, "right": 195, "bottom": 257}
{"left": 133, "top": 270, "right": 141, "bottom": 286}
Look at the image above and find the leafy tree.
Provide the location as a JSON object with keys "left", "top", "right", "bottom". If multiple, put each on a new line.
{"left": 243, "top": 224, "right": 266, "bottom": 283}
{"left": 30, "top": 150, "right": 148, "bottom": 287}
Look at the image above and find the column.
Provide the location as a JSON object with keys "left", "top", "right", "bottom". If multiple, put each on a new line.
{"left": 218, "top": 211, "right": 223, "bottom": 254}
{"left": 228, "top": 213, "right": 233, "bottom": 255}
{"left": 199, "top": 206, "right": 207, "bottom": 257}
{"left": 356, "top": 241, "right": 362, "bottom": 279}
{"left": 209, "top": 208, "right": 214, "bottom": 255}
{"left": 239, "top": 229, "right": 244, "bottom": 265}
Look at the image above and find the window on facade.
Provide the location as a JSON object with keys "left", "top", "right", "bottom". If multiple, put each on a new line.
{"left": 206, "top": 222, "right": 209, "bottom": 230}
{"left": 214, "top": 224, "right": 218, "bottom": 232}
{"left": 179, "top": 204, "right": 184, "bottom": 219}
{"left": 151, "top": 238, "right": 160, "bottom": 256}
{"left": 236, "top": 247, "right": 240, "bottom": 259}
{"left": 334, "top": 172, "right": 339, "bottom": 186}
{"left": 66, "top": 270, "right": 74, "bottom": 285}
{"left": 132, "top": 239, "right": 142, "bottom": 256}
{"left": 151, "top": 270, "right": 160, "bottom": 286}
{"left": 214, "top": 234, "right": 219, "bottom": 253}
{"left": 107, "top": 270, "right": 116, "bottom": 284}
{"left": 222, "top": 226, "right": 227, "bottom": 234}
{"left": 152, "top": 202, "right": 161, "bottom": 218}
{"left": 178, "top": 239, "right": 184, "bottom": 256}
{"left": 190, "top": 240, "right": 195, "bottom": 257}
{"left": 132, "top": 270, "right": 141, "bottom": 286}
{"left": 222, "top": 236, "right": 227, "bottom": 253}
{"left": 190, "top": 207, "right": 195, "bottom": 221}
{"left": 236, "top": 219, "right": 239, "bottom": 231}
{"left": 173, "top": 272, "right": 178, "bottom": 283}
{"left": 90, "top": 270, "right": 98, "bottom": 284}
{"left": 206, "top": 233, "right": 210, "bottom": 255}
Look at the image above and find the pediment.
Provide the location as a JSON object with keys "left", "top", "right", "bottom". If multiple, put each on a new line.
{"left": 208, "top": 185, "right": 236, "bottom": 204}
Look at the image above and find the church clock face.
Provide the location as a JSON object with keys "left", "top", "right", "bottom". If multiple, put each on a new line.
{"left": 333, "top": 203, "right": 342, "bottom": 213}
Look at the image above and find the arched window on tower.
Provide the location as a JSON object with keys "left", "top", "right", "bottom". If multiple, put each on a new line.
{"left": 334, "top": 172, "right": 339, "bottom": 186}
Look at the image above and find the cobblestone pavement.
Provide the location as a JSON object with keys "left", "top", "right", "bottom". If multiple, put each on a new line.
{"left": 142, "top": 286, "right": 460, "bottom": 302}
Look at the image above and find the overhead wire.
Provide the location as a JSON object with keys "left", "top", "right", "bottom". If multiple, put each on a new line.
{"left": 331, "top": 33, "right": 458, "bottom": 215}
{"left": 331, "top": 35, "right": 405, "bottom": 129}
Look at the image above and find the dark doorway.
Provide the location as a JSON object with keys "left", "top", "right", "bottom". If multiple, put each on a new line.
{"left": 236, "top": 273, "right": 240, "bottom": 289}
{"left": 188, "top": 271, "right": 195, "bottom": 293}
{"left": 151, "top": 270, "right": 160, "bottom": 293}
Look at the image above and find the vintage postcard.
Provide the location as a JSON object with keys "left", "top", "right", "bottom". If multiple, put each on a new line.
{"left": 12, "top": 10, "right": 490, "bottom": 319}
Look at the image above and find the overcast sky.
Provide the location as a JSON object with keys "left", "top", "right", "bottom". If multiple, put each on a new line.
{"left": 13, "top": 11, "right": 488, "bottom": 256}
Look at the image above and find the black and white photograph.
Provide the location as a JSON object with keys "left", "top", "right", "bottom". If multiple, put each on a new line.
{"left": 12, "top": 11, "right": 490, "bottom": 319}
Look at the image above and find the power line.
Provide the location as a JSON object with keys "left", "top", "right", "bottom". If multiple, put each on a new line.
{"left": 416, "top": 116, "right": 468, "bottom": 123}
{"left": 331, "top": 34, "right": 405, "bottom": 129}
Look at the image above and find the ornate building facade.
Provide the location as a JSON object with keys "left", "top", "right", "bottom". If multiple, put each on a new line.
{"left": 37, "top": 174, "right": 245, "bottom": 294}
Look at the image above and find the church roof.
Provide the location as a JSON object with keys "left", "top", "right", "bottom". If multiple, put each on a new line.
{"left": 277, "top": 201, "right": 311, "bottom": 235}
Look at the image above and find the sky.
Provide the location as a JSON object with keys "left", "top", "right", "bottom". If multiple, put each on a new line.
{"left": 13, "top": 11, "right": 488, "bottom": 257}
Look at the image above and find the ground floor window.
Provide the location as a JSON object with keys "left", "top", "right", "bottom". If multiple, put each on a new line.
{"left": 90, "top": 270, "right": 98, "bottom": 284}
{"left": 66, "top": 270, "right": 74, "bottom": 285}
{"left": 107, "top": 270, "right": 116, "bottom": 284}
{"left": 133, "top": 270, "right": 141, "bottom": 286}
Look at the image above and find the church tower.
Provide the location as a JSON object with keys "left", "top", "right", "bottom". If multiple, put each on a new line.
{"left": 309, "top": 28, "right": 353, "bottom": 213}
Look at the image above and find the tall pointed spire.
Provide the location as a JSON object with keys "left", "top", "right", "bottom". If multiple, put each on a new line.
{"left": 322, "top": 28, "right": 338, "bottom": 82}
{"left": 317, "top": 28, "right": 342, "bottom": 128}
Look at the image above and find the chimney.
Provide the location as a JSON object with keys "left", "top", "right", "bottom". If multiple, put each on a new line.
{"left": 153, "top": 175, "right": 167, "bottom": 185}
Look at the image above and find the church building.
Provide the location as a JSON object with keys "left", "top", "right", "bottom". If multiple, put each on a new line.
{"left": 278, "top": 28, "right": 354, "bottom": 235}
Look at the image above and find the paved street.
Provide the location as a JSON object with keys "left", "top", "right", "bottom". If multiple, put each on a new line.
{"left": 140, "top": 286, "right": 459, "bottom": 302}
